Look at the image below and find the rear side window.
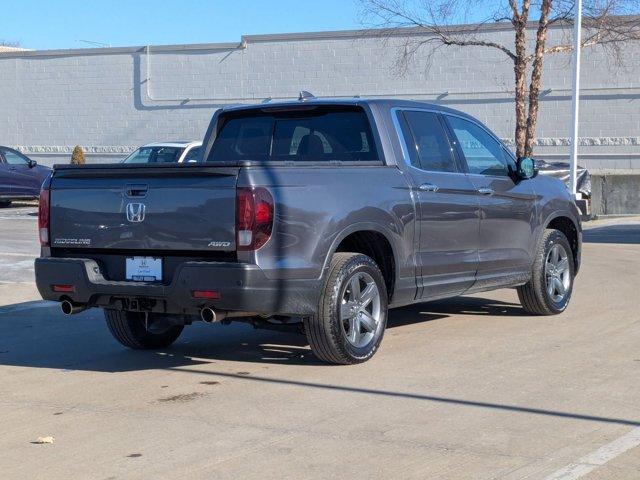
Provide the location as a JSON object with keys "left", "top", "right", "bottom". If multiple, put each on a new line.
{"left": 208, "top": 107, "right": 378, "bottom": 163}
{"left": 399, "top": 111, "right": 457, "bottom": 173}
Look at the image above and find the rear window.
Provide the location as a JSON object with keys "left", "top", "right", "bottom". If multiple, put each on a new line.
{"left": 207, "top": 106, "right": 378, "bottom": 163}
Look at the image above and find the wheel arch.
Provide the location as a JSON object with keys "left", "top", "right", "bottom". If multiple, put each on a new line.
{"left": 322, "top": 223, "right": 400, "bottom": 303}
{"left": 543, "top": 212, "right": 581, "bottom": 274}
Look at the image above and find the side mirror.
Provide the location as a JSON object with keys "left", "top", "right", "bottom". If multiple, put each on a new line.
{"left": 516, "top": 157, "right": 537, "bottom": 179}
{"left": 28, "top": 159, "right": 37, "bottom": 168}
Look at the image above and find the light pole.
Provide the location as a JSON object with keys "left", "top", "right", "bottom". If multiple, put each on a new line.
{"left": 569, "top": 0, "right": 583, "bottom": 197}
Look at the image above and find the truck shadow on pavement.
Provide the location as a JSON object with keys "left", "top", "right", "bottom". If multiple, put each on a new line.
{"left": 0, "top": 296, "right": 523, "bottom": 372}
{"left": 583, "top": 223, "right": 640, "bottom": 244}
{"left": 2, "top": 297, "right": 640, "bottom": 430}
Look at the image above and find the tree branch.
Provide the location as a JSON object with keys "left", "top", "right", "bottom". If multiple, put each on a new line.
{"left": 436, "top": 34, "right": 517, "bottom": 60}
{"left": 360, "top": 0, "right": 517, "bottom": 61}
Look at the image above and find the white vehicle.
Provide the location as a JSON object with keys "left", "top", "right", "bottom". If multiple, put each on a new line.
{"left": 121, "top": 141, "right": 202, "bottom": 164}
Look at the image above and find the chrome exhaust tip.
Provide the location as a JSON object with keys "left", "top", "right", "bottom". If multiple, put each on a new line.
{"left": 200, "top": 307, "right": 216, "bottom": 323}
{"left": 61, "top": 299, "right": 87, "bottom": 315}
{"left": 200, "top": 307, "right": 226, "bottom": 323}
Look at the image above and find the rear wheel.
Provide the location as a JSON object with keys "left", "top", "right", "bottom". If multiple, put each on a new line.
{"left": 104, "top": 309, "right": 184, "bottom": 349}
{"left": 0, "top": 200, "right": 11, "bottom": 208}
{"left": 517, "top": 229, "right": 575, "bottom": 315}
{"left": 304, "top": 253, "right": 388, "bottom": 364}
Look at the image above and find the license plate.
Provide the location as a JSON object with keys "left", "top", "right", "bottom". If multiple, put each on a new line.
{"left": 126, "top": 257, "right": 162, "bottom": 282}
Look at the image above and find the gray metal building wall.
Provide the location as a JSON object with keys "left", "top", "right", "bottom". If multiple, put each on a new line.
{"left": 1, "top": 23, "right": 639, "bottom": 171}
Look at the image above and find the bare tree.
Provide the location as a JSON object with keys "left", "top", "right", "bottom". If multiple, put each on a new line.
{"left": 0, "top": 40, "right": 20, "bottom": 47}
{"left": 359, "top": 0, "right": 640, "bottom": 157}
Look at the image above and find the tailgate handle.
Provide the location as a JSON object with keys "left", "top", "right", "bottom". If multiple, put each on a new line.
{"left": 125, "top": 184, "right": 149, "bottom": 198}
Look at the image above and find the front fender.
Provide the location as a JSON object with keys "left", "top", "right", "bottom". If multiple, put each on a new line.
{"left": 538, "top": 207, "right": 582, "bottom": 274}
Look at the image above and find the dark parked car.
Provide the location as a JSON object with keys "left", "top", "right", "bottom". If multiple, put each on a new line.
{"left": 0, "top": 146, "right": 51, "bottom": 206}
{"left": 35, "top": 98, "right": 581, "bottom": 364}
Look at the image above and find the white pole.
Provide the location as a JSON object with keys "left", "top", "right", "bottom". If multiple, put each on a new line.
{"left": 569, "top": 0, "right": 583, "bottom": 196}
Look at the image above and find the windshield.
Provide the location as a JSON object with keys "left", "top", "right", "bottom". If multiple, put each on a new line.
{"left": 207, "top": 106, "right": 378, "bottom": 163}
{"left": 122, "top": 146, "right": 185, "bottom": 164}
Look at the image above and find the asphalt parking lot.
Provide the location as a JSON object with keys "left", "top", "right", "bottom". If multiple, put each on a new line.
{"left": 0, "top": 203, "right": 40, "bottom": 285}
{"left": 0, "top": 206, "right": 639, "bottom": 479}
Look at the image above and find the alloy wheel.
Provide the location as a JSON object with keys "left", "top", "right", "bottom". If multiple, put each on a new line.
{"left": 545, "top": 243, "right": 571, "bottom": 303}
{"left": 339, "top": 271, "right": 382, "bottom": 348}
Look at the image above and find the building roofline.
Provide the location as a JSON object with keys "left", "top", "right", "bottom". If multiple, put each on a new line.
{"left": 4, "top": 16, "right": 632, "bottom": 58}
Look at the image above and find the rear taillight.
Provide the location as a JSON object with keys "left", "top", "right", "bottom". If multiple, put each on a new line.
{"left": 38, "top": 188, "right": 50, "bottom": 246}
{"left": 236, "top": 187, "right": 274, "bottom": 251}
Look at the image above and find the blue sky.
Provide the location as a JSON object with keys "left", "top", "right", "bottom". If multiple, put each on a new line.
{"left": 1, "top": 0, "right": 363, "bottom": 50}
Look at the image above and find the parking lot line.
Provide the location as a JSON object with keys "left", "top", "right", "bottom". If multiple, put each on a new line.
{"left": 543, "top": 427, "right": 640, "bottom": 479}
{"left": 0, "top": 252, "right": 38, "bottom": 258}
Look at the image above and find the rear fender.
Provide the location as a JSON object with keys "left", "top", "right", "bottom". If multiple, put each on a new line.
{"left": 321, "top": 221, "right": 401, "bottom": 283}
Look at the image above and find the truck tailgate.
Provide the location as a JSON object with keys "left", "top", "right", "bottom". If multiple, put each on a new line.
{"left": 49, "top": 165, "right": 239, "bottom": 252}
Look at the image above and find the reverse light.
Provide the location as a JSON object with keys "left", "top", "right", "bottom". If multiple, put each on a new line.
{"left": 38, "top": 187, "right": 50, "bottom": 246}
{"left": 236, "top": 187, "right": 274, "bottom": 251}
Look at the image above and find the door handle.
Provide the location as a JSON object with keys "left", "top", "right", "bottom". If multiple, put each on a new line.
{"left": 477, "top": 187, "right": 494, "bottom": 195}
{"left": 125, "top": 184, "right": 149, "bottom": 198}
{"left": 418, "top": 183, "right": 439, "bottom": 192}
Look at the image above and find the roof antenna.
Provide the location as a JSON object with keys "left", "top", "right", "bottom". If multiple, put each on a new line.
{"left": 298, "top": 90, "right": 315, "bottom": 102}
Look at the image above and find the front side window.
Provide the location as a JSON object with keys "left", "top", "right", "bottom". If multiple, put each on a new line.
{"left": 502, "top": 148, "right": 518, "bottom": 172}
{"left": 400, "top": 111, "right": 457, "bottom": 173}
{"left": 208, "top": 107, "right": 378, "bottom": 163}
{"left": 122, "top": 146, "right": 184, "bottom": 164}
{"left": 2, "top": 149, "right": 29, "bottom": 166}
{"left": 446, "top": 116, "right": 509, "bottom": 177}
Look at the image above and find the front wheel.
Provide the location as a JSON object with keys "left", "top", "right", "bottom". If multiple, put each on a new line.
{"left": 0, "top": 200, "right": 11, "bottom": 208}
{"left": 104, "top": 310, "right": 184, "bottom": 349}
{"left": 517, "top": 229, "right": 575, "bottom": 315}
{"left": 304, "top": 253, "right": 388, "bottom": 364}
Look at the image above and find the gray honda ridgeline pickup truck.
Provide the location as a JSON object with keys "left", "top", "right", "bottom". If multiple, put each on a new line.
{"left": 35, "top": 98, "right": 581, "bottom": 364}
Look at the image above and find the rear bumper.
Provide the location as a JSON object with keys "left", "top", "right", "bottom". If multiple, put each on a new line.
{"left": 35, "top": 257, "right": 320, "bottom": 316}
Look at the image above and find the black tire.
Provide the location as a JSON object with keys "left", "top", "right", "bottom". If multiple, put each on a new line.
{"left": 104, "top": 309, "right": 184, "bottom": 349}
{"left": 0, "top": 200, "right": 11, "bottom": 208}
{"left": 517, "top": 229, "right": 575, "bottom": 315}
{"left": 304, "top": 253, "right": 388, "bottom": 365}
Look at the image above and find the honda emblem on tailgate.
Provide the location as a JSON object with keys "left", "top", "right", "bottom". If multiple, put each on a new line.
{"left": 126, "top": 203, "right": 146, "bottom": 223}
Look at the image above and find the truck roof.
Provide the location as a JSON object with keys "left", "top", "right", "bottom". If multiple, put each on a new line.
{"left": 219, "top": 97, "right": 477, "bottom": 121}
